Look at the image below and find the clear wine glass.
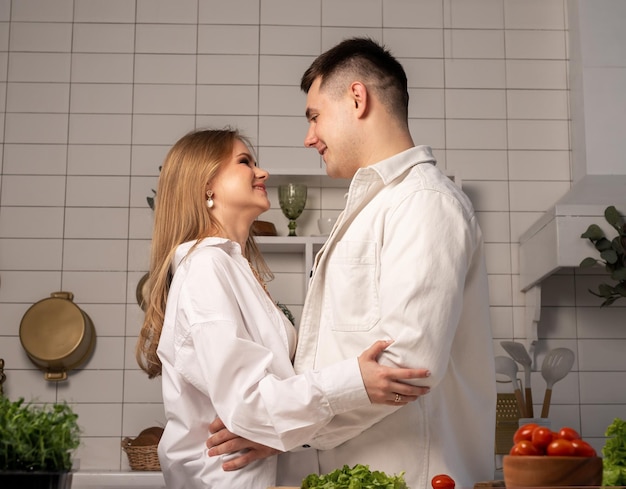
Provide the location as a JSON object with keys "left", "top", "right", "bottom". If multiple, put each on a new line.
{"left": 278, "top": 183, "right": 307, "bottom": 236}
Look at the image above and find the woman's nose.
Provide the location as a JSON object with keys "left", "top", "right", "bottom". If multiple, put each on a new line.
{"left": 255, "top": 167, "right": 269, "bottom": 179}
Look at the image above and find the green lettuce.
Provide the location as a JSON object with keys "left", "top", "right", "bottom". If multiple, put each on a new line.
{"left": 301, "top": 463, "right": 408, "bottom": 489}
{"left": 602, "top": 418, "right": 626, "bottom": 486}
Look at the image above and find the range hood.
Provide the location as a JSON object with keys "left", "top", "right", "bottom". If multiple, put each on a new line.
{"left": 519, "top": 175, "right": 626, "bottom": 292}
{"left": 519, "top": 0, "right": 626, "bottom": 293}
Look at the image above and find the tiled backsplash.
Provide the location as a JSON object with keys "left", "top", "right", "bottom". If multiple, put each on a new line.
{"left": 0, "top": 0, "right": 624, "bottom": 471}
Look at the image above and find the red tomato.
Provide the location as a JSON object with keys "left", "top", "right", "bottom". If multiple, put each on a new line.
{"left": 431, "top": 474, "right": 455, "bottom": 489}
{"left": 531, "top": 426, "right": 553, "bottom": 449}
{"left": 558, "top": 426, "right": 581, "bottom": 441}
{"left": 510, "top": 440, "right": 542, "bottom": 456}
{"left": 513, "top": 423, "right": 539, "bottom": 444}
{"left": 571, "top": 439, "right": 597, "bottom": 457}
{"left": 546, "top": 438, "right": 576, "bottom": 456}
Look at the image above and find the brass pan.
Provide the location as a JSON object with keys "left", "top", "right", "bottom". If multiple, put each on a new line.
{"left": 136, "top": 272, "right": 150, "bottom": 312}
{"left": 19, "top": 291, "right": 96, "bottom": 381}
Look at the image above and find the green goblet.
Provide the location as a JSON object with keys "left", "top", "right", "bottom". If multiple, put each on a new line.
{"left": 278, "top": 183, "right": 307, "bottom": 236}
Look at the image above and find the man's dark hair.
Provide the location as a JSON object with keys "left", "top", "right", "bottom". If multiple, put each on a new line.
{"left": 300, "top": 37, "right": 409, "bottom": 121}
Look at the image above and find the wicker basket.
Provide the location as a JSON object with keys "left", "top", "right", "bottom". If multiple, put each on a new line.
{"left": 495, "top": 393, "right": 521, "bottom": 454}
{"left": 121, "top": 437, "right": 161, "bottom": 471}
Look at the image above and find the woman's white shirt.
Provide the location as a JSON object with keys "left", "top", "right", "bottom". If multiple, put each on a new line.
{"left": 156, "top": 237, "right": 369, "bottom": 489}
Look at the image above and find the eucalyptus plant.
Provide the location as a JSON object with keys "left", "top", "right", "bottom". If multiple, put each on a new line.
{"left": 0, "top": 397, "right": 81, "bottom": 472}
{"left": 579, "top": 205, "right": 626, "bottom": 306}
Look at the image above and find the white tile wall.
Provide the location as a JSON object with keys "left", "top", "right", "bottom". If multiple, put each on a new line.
{"left": 384, "top": 0, "right": 444, "bottom": 28}
{"left": 263, "top": 0, "right": 321, "bottom": 25}
{"left": 72, "top": 24, "right": 135, "bottom": 52}
{"left": 10, "top": 0, "right": 73, "bottom": 22}
{"left": 71, "top": 84, "right": 133, "bottom": 114}
{"left": 74, "top": 0, "right": 136, "bottom": 24}
{"left": 136, "top": 25, "right": 198, "bottom": 54}
{"left": 71, "top": 53, "right": 134, "bottom": 83}
{"left": 3, "top": 144, "right": 68, "bottom": 174}
{"left": 322, "top": 0, "right": 381, "bottom": 28}
{"left": 0, "top": 0, "right": 623, "bottom": 472}
{"left": 10, "top": 22, "right": 72, "bottom": 51}
{"left": 444, "top": 29, "right": 505, "bottom": 59}
{"left": 199, "top": 0, "right": 260, "bottom": 25}
{"left": 8, "top": 83, "right": 70, "bottom": 113}
{"left": 506, "top": 90, "right": 569, "bottom": 120}
{"left": 137, "top": 0, "right": 199, "bottom": 24}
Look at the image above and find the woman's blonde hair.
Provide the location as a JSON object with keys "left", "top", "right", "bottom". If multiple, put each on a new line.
{"left": 136, "top": 128, "right": 271, "bottom": 378}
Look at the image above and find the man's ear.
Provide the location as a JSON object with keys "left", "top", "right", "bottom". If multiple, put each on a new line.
{"left": 350, "top": 81, "right": 368, "bottom": 118}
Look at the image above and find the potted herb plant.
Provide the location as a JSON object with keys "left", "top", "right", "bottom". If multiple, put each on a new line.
{"left": 579, "top": 205, "right": 626, "bottom": 306}
{"left": 0, "top": 396, "right": 81, "bottom": 489}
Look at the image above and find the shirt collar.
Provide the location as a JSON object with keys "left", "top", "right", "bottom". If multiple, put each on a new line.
{"left": 355, "top": 145, "right": 437, "bottom": 185}
{"left": 172, "top": 237, "right": 241, "bottom": 273}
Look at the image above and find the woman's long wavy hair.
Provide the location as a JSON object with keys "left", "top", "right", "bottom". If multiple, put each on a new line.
{"left": 136, "top": 128, "right": 271, "bottom": 378}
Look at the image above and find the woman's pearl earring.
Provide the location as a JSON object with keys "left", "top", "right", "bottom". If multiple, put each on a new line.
{"left": 206, "top": 190, "right": 214, "bottom": 209}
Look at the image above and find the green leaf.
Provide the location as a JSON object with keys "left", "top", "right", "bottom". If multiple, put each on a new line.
{"left": 579, "top": 257, "right": 598, "bottom": 268}
{"left": 580, "top": 206, "right": 626, "bottom": 306}
{"left": 597, "top": 283, "right": 616, "bottom": 298}
{"left": 605, "top": 205, "right": 625, "bottom": 231}
{"left": 602, "top": 418, "right": 626, "bottom": 485}
{"left": 603, "top": 466, "right": 622, "bottom": 486}
{"left": 611, "top": 268, "right": 626, "bottom": 281}
{"left": 601, "top": 249, "right": 619, "bottom": 264}
{"left": 0, "top": 397, "right": 81, "bottom": 471}
{"left": 300, "top": 464, "right": 407, "bottom": 489}
{"left": 602, "top": 295, "right": 620, "bottom": 306}
{"left": 596, "top": 237, "right": 613, "bottom": 252}
{"left": 614, "top": 236, "right": 626, "bottom": 255}
{"left": 581, "top": 224, "right": 605, "bottom": 240}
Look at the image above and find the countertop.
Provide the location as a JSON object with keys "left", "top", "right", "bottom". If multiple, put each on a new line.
{"left": 72, "top": 471, "right": 165, "bottom": 489}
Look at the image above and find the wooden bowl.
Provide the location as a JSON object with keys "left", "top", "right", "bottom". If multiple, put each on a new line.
{"left": 503, "top": 455, "right": 603, "bottom": 487}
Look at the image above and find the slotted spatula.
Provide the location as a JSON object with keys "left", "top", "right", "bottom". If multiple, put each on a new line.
{"left": 540, "top": 348, "right": 575, "bottom": 418}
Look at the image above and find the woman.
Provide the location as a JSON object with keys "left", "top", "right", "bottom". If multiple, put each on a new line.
{"left": 136, "top": 128, "right": 428, "bottom": 489}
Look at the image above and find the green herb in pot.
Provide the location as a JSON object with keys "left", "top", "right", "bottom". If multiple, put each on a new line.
{"left": 0, "top": 397, "right": 81, "bottom": 472}
{"left": 602, "top": 417, "right": 626, "bottom": 486}
{"left": 301, "top": 463, "right": 408, "bottom": 489}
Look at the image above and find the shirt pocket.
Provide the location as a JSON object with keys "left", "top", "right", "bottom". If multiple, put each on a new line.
{"left": 325, "top": 240, "right": 379, "bottom": 332}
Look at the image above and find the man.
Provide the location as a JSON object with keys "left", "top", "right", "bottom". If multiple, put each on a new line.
{"left": 208, "top": 37, "right": 496, "bottom": 489}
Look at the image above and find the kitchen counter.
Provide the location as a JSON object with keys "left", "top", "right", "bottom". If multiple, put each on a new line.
{"left": 72, "top": 471, "right": 165, "bottom": 489}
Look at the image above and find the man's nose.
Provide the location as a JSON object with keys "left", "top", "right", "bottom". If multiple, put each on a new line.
{"left": 304, "top": 126, "right": 317, "bottom": 148}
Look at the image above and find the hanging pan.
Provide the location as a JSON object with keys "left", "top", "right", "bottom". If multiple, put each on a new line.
{"left": 19, "top": 291, "right": 96, "bottom": 381}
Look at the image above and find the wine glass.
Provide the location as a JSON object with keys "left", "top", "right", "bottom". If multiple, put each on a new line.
{"left": 278, "top": 183, "right": 307, "bottom": 236}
